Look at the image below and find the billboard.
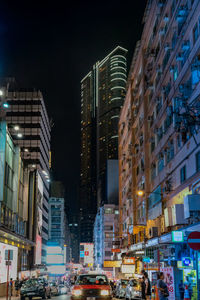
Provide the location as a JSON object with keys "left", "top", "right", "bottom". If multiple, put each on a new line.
{"left": 46, "top": 245, "right": 64, "bottom": 265}
{"left": 0, "top": 243, "right": 18, "bottom": 283}
{"left": 121, "top": 264, "right": 135, "bottom": 274}
{"left": 80, "top": 243, "right": 94, "bottom": 265}
{"left": 104, "top": 261, "right": 121, "bottom": 268}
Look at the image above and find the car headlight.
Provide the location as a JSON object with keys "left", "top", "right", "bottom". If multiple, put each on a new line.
{"left": 100, "top": 290, "right": 109, "bottom": 296}
{"left": 72, "top": 289, "right": 82, "bottom": 296}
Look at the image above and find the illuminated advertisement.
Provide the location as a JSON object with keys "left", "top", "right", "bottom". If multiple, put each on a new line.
{"left": 35, "top": 173, "right": 43, "bottom": 265}
{"left": 46, "top": 244, "right": 65, "bottom": 276}
{"left": 123, "top": 257, "right": 135, "bottom": 265}
{"left": 80, "top": 243, "right": 94, "bottom": 265}
{"left": 0, "top": 243, "right": 18, "bottom": 283}
{"left": 46, "top": 245, "right": 64, "bottom": 265}
{"left": 104, "top": 261, "right": 121, "bottom": 268}
{"left": 160, "top": 267, "right": 175, "bottom": 300}
{"left": 121, "top": 264, "right": 135, "bottom": 274}
{"left": 47, "top": 265, "right": 65, "bottom": 275}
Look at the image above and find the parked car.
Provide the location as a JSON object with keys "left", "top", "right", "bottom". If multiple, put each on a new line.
{"left": 125, "top": 279, "right": 142, "bottom": 299}
{"left": 58, "top": 284, "right": 68, "bottom": 295}
{"left": 115, "top": 279, "right": 129, "bottom": 298}
{"left": 20, "top": 278, "right": 51, "bottom": 300}
{"left": 50, "top": 282, "right": 59, "bottom": 296}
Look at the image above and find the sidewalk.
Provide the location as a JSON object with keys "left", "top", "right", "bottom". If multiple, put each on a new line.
{"left": 0, "top": 297, "right": 19, "bottom": 300}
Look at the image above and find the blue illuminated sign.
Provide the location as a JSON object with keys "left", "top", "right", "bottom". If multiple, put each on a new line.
{"left": 80, "top": 251, "right": 84, "bottom": 257}
{"left": 143, "top": 256, "right": 150, "bottom": 263}
{"left": 182, "top": 257, "right": 191, "bottom": 266}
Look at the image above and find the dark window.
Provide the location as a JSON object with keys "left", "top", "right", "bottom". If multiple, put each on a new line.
{"left": 193, "top": 23, "right": 198, "bottom": 44}
{"left": 196, "top": 151, "right": 200, "bottom": 171}
{"left": 180, "top": 165, "right": 186, "bottom": 183}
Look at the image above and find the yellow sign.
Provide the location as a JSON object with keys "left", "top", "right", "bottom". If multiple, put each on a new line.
{"left": 104, "top": 261, "right": 121, "bottom": 268}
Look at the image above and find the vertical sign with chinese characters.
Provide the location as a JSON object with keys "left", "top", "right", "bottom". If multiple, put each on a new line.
{"left": 160, "top": 267, "right": 175, "bottom": 300}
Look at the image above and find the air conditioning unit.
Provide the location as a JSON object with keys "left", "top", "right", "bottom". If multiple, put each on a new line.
{"left": 164, "top": 43, "right": 170, "bottom": 51}
{"left": 149, "top": 227, "right": 158, "bottom": 238}
{"left": 161, "top": 217, "right": 166, "bottom": 233}
{"left": 184, "top": 194, "right": 200, "bottom": 219}
{"left": 147, "top": 115, "right": 152, "bottom": 122}
{"left": 170, "top": 65, "right": 175, "bottom": 73}
{"left": 164, "top": 207, "right": 173, "bottom": 227}
{"left": 164, "top": 14, "right": 169, "bottom": 22}
{"left": 176, "top": 53, "right": 184, "bottom": 61}
{"left": 172, "top": 204, "right": 187, "bottom": 225}
{"left": 159, "top": 27, "right": 165, "bottom": 35}
{"left": 182, "top": 41, "right": 190, "bottom": 51}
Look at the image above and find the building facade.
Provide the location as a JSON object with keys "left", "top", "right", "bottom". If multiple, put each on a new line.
{"left": 119, "top": 0, "right": 200, "bottom": 297}
{"left": 2, "top": 80, "right": 51, "bottom": 264}
{"left": 80, "top": 47, "right": 127, "bottom": 242}
{"left": 0, "top": 121, "right": 35, "bottom": 294}
{"left": 48, "top": 197, "right": 67, "bottom": 250}
{"left": 94, "top": 204, "right": 119, "bottom": 268}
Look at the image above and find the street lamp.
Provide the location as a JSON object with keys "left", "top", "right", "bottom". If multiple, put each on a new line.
{"left": 136, "top": 190, "right": 163, "bottom": 196}
{"left": 3, "top": 103, "right": 9, "bottom": 108}
{"left": 14, "top": 125, "right": 20, "bottom": 131}
{"left": 137, "top": 190, "right": 145, "bottom": 196}
{"left": 0, "top": 90, "right": 3, "bottom": 96}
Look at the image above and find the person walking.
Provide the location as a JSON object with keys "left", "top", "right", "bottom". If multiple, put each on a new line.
{"left": 144, "top": 272, "right": 151, "bottom": 300}
{"left": 179, "top": 280, "right": 184, "bottom": 300}
{"left": 157, "top": 272, "right": 169, "bottom": 300}
{"left": 15, "top": 277, "right": 20, "bottom": 297}
{"left": 9, "top": 278, "right": 13, "bottom": 297}
{"left": 140, "top": 270, "right": 146, "bottom": 300}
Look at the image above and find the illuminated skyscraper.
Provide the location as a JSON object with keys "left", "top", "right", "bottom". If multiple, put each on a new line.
{"left": 80, "top": 46, "right": 127, "bottom": 242}
{"left": 1, "top": 78, "right": 51, "bottom": 264}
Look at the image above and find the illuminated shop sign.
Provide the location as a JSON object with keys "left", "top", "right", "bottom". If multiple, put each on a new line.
{"left": 103, "top": 261, "right": 121, "bottom": 268}
{"left": 172, "top": 231, "right": 184, "bottom": 242}
{"left": 177, "top": 257, "right": 193, "bottom": 269}
{"left": 123, "top": 257, "right": 135, "bottom": 265}
{"left": 121, "top": 264, "right": 135, "bottom": 274}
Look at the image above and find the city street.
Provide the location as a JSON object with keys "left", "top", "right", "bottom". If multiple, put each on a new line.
{"left": 0, "top": 297, "right": 118, "bottom": 300}
{"left": 0, "top": 296, "right": 71, "bottom": 300}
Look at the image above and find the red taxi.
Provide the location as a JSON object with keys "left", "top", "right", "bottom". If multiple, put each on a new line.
{"left": 71, "top": 274, "right": 112, "bottom": 300}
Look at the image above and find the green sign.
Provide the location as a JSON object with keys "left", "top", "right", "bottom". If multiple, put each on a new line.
{"left": 172, "top": 231, "right": 184, "bottom": 242}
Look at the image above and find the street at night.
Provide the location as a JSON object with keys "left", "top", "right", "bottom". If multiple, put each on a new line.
{"left": 2, "top": 0, "right": 200, "bottom": 299}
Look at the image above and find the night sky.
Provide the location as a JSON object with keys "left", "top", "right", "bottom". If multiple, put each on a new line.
{"left": 0, "top": 1, "right": 146, "bottom": 212}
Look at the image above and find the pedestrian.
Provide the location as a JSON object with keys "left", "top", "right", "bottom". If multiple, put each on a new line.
{"left": 15, "top": 277, "right": 20, "bottom": 297}
{"left": 140, "top": 269, "right": 146, "bottom": 299}
{"left": 179, "top": 279, "right": 184, "bottom": 300}
{"left": 9, "top": 278, "right": 13, "bottom": 297}
{"left": 144, "top": 272, "right": 151, "bottom": 300}
{"left": 157, "top": 272, "right": 169, "bottom": 300}
{"left": 184, "top": 276, "right": 192, "bottom": 299}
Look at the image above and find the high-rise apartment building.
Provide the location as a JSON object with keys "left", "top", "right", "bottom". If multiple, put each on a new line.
{"left": 2, "top": 79, "right": 51, "bottom": 264}
{"left": 94, "top": 204, "right": 119, "bottom": 269}
{"left": 48, "top": 198, "right": 67, "bottom": 249}
{"left": 80, "top": 46, "right": 127, "bottom": 242}
{"left": 119, "top": 0, "right": 200, "bottom": 296}
{"left": 68, "top": 215, "right": 80, "bottom": 263}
